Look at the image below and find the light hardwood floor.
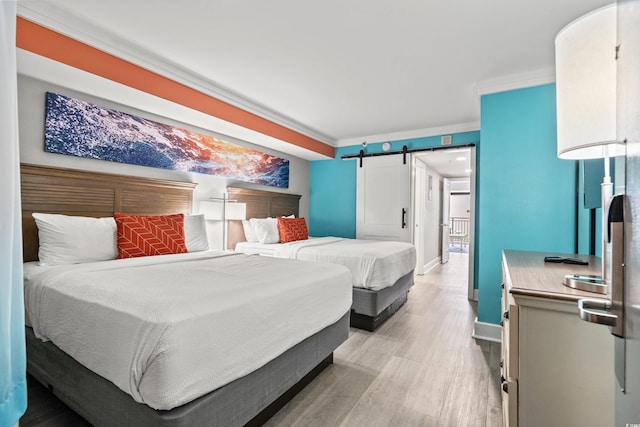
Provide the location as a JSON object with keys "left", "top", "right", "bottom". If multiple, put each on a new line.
{"left": 22, "top": 252, "right": 502, "bottom": 426}
{"left": 266, "top": 252, "right": 502, "bottom": 427}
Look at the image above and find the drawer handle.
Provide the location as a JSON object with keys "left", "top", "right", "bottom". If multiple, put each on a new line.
{"left": 578, "top": 298, "right": 617, "bottom": 327}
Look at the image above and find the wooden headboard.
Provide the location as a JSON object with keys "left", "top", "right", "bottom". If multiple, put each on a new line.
{"left": 226, "top": 187, "right": 301, "bottom": 250}
{"left": 21, "top": 163, "right": 196, "bottom": 262}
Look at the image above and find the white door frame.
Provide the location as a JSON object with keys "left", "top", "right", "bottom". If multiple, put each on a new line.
{"left": 413, "top": 159, "right": 425, "bottom": 274}
{"left": 467, "top": 147, "right": 477, "bottom": 301}
{"left": 411, "top": 146, "right": 477, "bottom": 301}
{"left": 441, "top": 177, "right": 451, "bottom": 264}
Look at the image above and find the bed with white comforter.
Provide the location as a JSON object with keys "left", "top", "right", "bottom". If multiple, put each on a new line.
{"left": 23, "top": 251, "right": 352, "bottom": 411}
{"left": 236, "top": 237, "right": 416, "bottom": 291}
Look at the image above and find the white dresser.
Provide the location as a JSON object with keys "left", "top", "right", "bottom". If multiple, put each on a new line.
{"left": 501, "top": 250, "right": 614, "bottom": 427}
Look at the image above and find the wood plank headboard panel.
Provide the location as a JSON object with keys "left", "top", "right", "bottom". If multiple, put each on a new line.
{"left": 21, "top": 163, "right": 196, "bottom": 262}
{"left": 226, "top": 187, "right": 301, "bottom": 250}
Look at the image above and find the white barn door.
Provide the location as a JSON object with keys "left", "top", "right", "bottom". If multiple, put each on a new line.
{"left": 356, "top": 154, "right": 412, "bottom": 242}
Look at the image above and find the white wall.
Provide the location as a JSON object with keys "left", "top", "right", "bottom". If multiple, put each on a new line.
{"left": 415, "top": 158, "right": 442, "bottom": 269}
{"left": 449, "top": 178, "right": 470, "bottom": 193}
{"left": 450, "top": 194, "right": 470, "bottom": 218}
{"left": 17, "top": 74, "right": 310, "bottom": 250}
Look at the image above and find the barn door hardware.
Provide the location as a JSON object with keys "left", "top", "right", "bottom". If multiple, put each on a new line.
{"left": 341, "top": 143, "right": 476, "bottom": 168}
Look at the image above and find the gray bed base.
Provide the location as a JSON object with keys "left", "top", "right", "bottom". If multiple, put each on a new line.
{"left": 26, "top": 311, "right": 350, "bottom": 427}
{"left": 350, "top": 271, "right": 414, "bottom": 332}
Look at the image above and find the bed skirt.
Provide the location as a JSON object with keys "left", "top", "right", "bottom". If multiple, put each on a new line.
{"left": 26, "top": 311, "right": 350, "bottom": 427}
{"left": 350, "top": 271, "right": 414, "bottom": 331}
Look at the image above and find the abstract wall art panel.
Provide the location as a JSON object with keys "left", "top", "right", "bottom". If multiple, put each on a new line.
{"left": 44, "top": 92, "right": 289, "bottom": 188}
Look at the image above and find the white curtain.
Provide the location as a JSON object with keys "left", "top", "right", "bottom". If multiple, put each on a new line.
{"left": 0, "top": 2, "right": 27, "bottom": 426}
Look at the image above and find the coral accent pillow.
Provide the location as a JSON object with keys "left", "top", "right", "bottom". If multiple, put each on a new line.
{"left": 277, "top": 217, "right": 308, "bottom": 243}
{"left": 114, "top": 213, "right": 187, "bottom": 259}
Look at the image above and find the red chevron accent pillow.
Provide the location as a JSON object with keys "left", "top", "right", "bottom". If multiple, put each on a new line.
{"left": 277, "top": 217, "right": 308, "bottom": 243}
{"left": 114, "top": 213, "right": 187, "bottom": 259}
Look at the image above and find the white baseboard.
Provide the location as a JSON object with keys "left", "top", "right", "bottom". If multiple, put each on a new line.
{"left": 423, "top": 257, "right": 441, "bottom": 274}
{"left": 472, "top": 317, "right": 502, "bottom": 343}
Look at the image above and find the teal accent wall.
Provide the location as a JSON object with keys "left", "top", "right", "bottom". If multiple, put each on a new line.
{"left": 577, "top": 161, "right": 592, "bottom": 255}
{"left": 310, "top": 84, "right": 577, "bottom": 326}
{"left": 309, "top": 132, "right": 480, "bottom": 238}
{"left": 577, "top": 158, "right": 615, "bottom": 257}
{"left": 595, "top": 209, "right": 602, "bottom": 256}
{"left": 309, "top": 151, "right": 357, "bottom": 237}
{"left": 477, "top": 84, "right": 577, "bottom": 324}
{"left": 584, "top": 159, "right": 607, "bottom": 209}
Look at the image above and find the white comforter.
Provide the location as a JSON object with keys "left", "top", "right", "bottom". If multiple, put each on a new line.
{"left": 23, "top": 251, "right": 352, "bottom": 410}
{"left": 273, "top": 237, "right": 416, "bottom": 291}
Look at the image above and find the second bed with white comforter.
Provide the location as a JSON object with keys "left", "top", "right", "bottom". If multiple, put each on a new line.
{"left": 236, "top": 237, "right": 416, "bottom": 291}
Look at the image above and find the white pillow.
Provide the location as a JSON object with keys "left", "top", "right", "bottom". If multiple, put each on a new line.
{"left": 184, "top": 214, "right": 209, "bottom": 252}
{"left": 32, "top": 213, "right": 117, "bottom": 265}
{"left": 250, "top": 217, "right": 279, "bottom": 244}
{"left": 242, "top": 220, "right": 258, "bottom": 243}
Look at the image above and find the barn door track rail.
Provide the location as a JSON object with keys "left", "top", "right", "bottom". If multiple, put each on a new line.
{"left": 341, "top": 143, "right": 476, "bottom": 167}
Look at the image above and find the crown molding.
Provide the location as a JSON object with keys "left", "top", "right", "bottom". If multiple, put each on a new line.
{"left": 475, "top": 68, "right": 556, "bottom": 96}
{"left": 336, "top": 121, "right": 480, "bottom": 147}
{"left": 16, "top": 2, "right": 336, "bottom": 147}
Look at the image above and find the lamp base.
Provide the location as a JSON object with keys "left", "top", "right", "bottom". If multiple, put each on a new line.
{"left": 564, "top": 274, "right": 608, "bottom": 294}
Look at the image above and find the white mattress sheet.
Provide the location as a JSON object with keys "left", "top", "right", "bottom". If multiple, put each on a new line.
{"left": 234, "top": 241, "right": 279, "bottom": 257}
{"left": 237, "top": 237, "right": 416, "bottom": 291}
{"left": 23, "top": 251, "right": 352, "bottom": 410}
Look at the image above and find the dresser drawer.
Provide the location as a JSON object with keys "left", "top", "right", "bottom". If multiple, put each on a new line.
{"left": 501, "top": 379, "right": 518, "bottom": 427}
{"left": 504, "top": 296, "right": 518, "bottom": 380}
{"left": 501, "top": 279, "right": 519, "bottom": 381}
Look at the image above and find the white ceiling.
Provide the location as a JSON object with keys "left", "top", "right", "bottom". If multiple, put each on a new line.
{"left": 18, "top": 0, "right": 613, "bottom": 153}
{"left": 416, "top": 147, "right": 473, "bottom": 179}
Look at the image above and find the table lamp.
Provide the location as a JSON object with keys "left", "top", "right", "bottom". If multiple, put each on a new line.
{"left": 555, "top": 3, "right": 624, "bottom": 293}
{"left": 200, "top": 195, "right": 247, "bottom": 250}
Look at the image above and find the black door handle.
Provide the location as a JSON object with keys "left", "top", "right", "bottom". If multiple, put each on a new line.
{"left": 402, "top": 208, "right": 407, "bottom": 229}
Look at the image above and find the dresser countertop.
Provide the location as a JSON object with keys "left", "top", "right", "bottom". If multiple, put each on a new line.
{"left": 502, "top": 249, "right": 608, "bottom": 302}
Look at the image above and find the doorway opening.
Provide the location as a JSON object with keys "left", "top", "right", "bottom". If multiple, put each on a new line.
{"left": 448, "top": 185, "right": 471, "bottom": 254}
{"left": 413, "top": 146, "right": 476, "bottom": 301}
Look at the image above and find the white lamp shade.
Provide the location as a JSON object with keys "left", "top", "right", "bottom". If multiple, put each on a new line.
{"left": 199, "top": 200, "right": 224, "bottom": 220}
{"left": 225, "top": 202, "right": 246, "bottom": 220}
{"left": 555, "top": 4, "right": 621, "bottom": 160}
{"left": 198, "top": 200, "right": 246, "bottom": 221}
